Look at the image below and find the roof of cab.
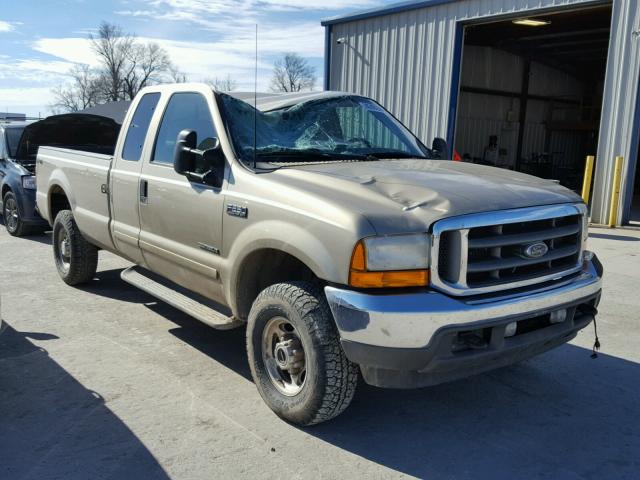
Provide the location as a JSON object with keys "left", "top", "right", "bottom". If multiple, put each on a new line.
{"left": 225, "top": 90, "right": 353, "bottom": 111}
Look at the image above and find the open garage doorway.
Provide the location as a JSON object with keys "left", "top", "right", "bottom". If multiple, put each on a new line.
{"left": 452, "top": 4, "right": 612, "bottom": 194}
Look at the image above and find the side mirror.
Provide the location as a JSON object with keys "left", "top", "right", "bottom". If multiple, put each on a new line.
{"left": 174, "top": 130, "right": 197, "bottom": 175}
{"left": 431, "top": 137, "right": 449, "bottom": 159}
{"left": 173, "top": 130, "right": 225, "bottom": 188}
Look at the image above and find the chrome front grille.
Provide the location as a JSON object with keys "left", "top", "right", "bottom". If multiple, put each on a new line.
{"left": 431, "top": 204, "right": 587, "bottom": 296}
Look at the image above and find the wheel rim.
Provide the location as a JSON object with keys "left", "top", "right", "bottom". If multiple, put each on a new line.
{"left": 4, "top": 197, "right": 18, "bottom": 232}
{"left": 262, "top": 316, "right": 307, "bottom": 396}
{"left": 57, "top": 230, "right": 71, "bottom": 271}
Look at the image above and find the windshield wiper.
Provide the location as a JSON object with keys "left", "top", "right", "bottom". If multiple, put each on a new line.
{"left": 364, "top": 151, "right": 428, "bottom": 159}
{"left": 255, "top": 148, "right": 378, "bottom": 162}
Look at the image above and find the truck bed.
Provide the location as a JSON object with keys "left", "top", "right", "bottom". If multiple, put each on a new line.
{"left": 35, "top": 146, "right": 114, "bottom": 250}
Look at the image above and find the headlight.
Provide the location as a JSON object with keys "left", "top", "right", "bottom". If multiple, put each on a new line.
{"left": 349, "top": 234, "right": 430, "bottom": 288}
{"left": 22, "top": 175, "right": 36, "bottom": 190}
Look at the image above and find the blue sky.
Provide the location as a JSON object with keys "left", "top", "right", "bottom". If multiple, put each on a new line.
{"left": 0, "top": 0, "right": 385, "bottom": 117}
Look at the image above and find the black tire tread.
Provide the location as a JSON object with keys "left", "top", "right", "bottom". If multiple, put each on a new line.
{"left": 3, "top": 191, "right": 36, "bottom": 237}
{"left": 248, "top": 281, "right": 358, "bottom": 426}
{"left": 53, "top": 210, "right": 98, "bottom": 285}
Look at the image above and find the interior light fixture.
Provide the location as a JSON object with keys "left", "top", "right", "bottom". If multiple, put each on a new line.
{"left": 512, "top": 18, "right": 551, "bottom": 27}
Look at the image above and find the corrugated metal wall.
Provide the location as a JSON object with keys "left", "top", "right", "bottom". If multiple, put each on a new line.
{"left": 326, "top": 0, "right": 640, "bottom": 224}
{"left": 591, "top": 0, "right": 640, "bottom": 223}
{"left": 456, "top": 45, "right": 585, "bottom": 174}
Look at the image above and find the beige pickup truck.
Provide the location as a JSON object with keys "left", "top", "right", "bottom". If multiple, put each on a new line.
{"left": 36, "top": 83, "right": 603, "bottom": 425}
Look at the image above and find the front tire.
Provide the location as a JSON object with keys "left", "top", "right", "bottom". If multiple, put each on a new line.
{"left": 3, "top": 191, "right": 33, "bottom": 237}
{"left": 52, "top": 210, "right": 98, "bottom": 285}
{"left": 247, "top": 282, "right": 358, "bottom": 426}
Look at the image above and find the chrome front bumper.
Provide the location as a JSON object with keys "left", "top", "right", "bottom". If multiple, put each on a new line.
{"left": 325, "top": 256, "right": 602, "bottom": 350}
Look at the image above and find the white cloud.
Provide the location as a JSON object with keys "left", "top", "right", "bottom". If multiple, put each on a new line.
{"left": 32, "top": 38, "right": 98, "bottom": 66}
{"left": 14, "top": 59, "right": 77, "bottom": 75}
{"left": 0, "top": 20, "right": 17, "bottom": 32}
{"left": 30, "top": 24, "right": 324, "bottom": 90}
{"left": 259, "top": 0, "right": 379, "bottom": 11}
{"left": 0, "top": 87, "right": 54, "bottom": 116}
{"left": 0, "top": 59, "right": 75, "bottom": 84}
{"left": 116, "top": 0, "right": 381, "bottom": 34}
{"left": 4, "top": 0, "right": 366, "bottom": 114}
{"left": 137, "top": 0, "right": 378, "bottom": 14}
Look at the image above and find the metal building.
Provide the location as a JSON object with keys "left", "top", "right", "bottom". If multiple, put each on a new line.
{"left": 322, "top": 0, "right": 640, "bottom": 225}
{"left": 0, "top": 113, "right": 26, "bottom": 121}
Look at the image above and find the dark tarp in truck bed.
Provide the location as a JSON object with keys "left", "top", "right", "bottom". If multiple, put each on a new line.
{"left": 16, "top": 101, "right": 131, "bottom": 161}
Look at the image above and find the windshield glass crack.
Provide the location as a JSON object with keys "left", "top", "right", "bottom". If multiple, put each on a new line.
{"left": 218, "top": 93, "right": 431, "bottom": 165}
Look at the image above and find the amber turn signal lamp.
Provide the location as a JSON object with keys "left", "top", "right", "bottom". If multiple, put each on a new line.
{"left": 349, "top": 240, "right": 429, "bottom": 288}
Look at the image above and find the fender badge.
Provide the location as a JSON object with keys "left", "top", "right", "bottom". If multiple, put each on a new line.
{"left": 226, "top": 204, "right": 248, "bottom": 218}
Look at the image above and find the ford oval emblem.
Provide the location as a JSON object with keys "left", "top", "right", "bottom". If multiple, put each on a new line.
{"left": 524, "top": 242, "right": 548, "bottom": 259}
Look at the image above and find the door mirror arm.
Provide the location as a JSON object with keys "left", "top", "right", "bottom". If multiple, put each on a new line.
{"left": 185, "top": 169, "right": 218, "bottom": 186}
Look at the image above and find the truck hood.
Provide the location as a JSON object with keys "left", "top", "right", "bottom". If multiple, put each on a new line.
{"left": 275, "top": 159, "right": 583, "bottom": 234}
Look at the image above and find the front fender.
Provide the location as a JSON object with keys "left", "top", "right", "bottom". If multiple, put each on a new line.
{"left": 2, "top": 173, "right": 38, "bottom": 222}
{"left": 1, "top": 174, "right": 20, "bottom": 200}
{"left": 223, "top": 218, "right": 362, "bottom": 314}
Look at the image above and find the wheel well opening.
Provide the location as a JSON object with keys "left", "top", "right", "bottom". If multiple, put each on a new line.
{"left": 1, "top": 184, "right": 11, "bottom": 200}
{"left": 49, "top": 186, "right": 71, "bottom": 221}
{"left": 235, "top": 249, "right": 318, "bottom": 320}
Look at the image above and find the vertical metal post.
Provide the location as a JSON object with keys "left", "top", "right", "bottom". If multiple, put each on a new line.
{"left": 608, "top": 156, "right": 624, "bottom": 228}
{"left": 515, "top": 59, "right": 531, "bottom": 172}
{"left": 581, "top": 155, "right": 595, "bottom": 204}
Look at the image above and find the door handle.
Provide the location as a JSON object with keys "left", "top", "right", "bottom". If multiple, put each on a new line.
{"left": 140, "top": 179, "right": 148, "bottom": 204}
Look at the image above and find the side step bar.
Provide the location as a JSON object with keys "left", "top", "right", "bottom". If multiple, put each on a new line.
{"left": 121, "top": 266, "right": 242, "bottom": 330}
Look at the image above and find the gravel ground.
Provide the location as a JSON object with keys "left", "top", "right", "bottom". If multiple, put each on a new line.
{"left": 1, "top": 222, "right": 639, "bottom": 480}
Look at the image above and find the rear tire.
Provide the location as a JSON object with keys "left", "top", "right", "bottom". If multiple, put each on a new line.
{"left": 247, "top": 281, "right": 358, "bottom": 426}
{"left": 52, "top": 210, "right": 98, "bottom": 285}
{"left": 3, "top": 191, "right": 34, "bottom": 237}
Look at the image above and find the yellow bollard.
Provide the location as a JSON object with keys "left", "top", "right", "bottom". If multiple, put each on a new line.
{"left": 581, "top": 155, "right": 595, "bottom": 204}
{"left": 608, "top": 156, "right": 624, "bottom": 228}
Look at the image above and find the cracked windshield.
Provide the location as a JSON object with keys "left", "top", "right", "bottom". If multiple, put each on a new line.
{"left": 219, "top": 94, "right": 430, "bottom": 164}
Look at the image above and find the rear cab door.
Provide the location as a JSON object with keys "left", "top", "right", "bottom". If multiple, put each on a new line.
{"left": 109, "top": 92, "right": 161, "bottom": 264}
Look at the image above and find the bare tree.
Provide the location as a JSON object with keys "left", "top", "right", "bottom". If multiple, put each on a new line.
{"left": 122, "top": 42, "right": 172, "bottom": 100}
{"left": 205, "top": 74, "right": 238, "bottom": 91}
{"left": 90, "top": 22, "right": 135, "bottom": 102}
{"left": 169, "top": 65, "right": 188, "bottom": 83}
{"left": 51, "top": 64, "right": 102, "bottom": 112}
{"left": 52, "top": 22, "right": 180, "bottom": 112}
{"left": 270, "top": 53, "right": 316, "bottom": 92}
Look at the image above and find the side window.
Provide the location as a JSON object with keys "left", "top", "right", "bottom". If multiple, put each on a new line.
{"left": 122, "top": 92, "right": 161, "bottom": 161}
{"left": 152, "top": 92, "right": 217, "bottom": 172}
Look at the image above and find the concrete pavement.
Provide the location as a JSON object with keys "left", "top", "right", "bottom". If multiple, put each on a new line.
{"left": 1, "top": 223, "right": 639, "bottom": 479}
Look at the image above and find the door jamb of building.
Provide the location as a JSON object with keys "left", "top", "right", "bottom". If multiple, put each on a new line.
{"left": 620, "top": 63, "right": 640, "bottom": 224}
{"left": 446, "top": 22, "right": 464, "bottom": 151}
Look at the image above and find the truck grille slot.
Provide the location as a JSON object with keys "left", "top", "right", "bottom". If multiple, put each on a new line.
{"left": 431, "top": 205, "right": 586, "bottom": 296}
{"left": 466, "top": 215, "right": 581, "bottom": 287}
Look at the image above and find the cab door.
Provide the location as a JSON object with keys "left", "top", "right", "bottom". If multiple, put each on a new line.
{"left": 137, "top": 91, "right": 226, "bottom": 302}
{"left": 110, "top": 92, "right": 161, "bottom": 264}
